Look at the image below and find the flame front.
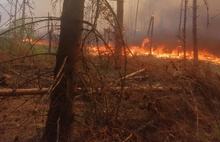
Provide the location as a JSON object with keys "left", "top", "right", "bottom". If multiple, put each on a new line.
{"left": 86, "top": 38, "right": 220, "bottom": 65}
{"left": 23, "top": 38, "right": 220, "bottom": 65}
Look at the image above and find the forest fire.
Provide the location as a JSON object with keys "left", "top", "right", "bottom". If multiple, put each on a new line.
{"left": 87, "top": 38, "right": 220, "bottom": 65}
{"left": 2, "top": 0, "right": 220, "bottom": 141}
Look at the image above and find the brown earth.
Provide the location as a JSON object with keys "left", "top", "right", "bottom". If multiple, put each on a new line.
{"left": 0, "top": 51, "right": 220, "bottom": 142}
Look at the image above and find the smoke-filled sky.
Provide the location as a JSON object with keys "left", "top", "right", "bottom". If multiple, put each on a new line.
{"left": 123, "top": 0, "right": 220, "bottom": 41}
{"left": 0, "top": 0, "right": 220, "bottom": 49}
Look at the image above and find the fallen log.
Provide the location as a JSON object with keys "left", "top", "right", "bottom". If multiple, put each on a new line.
{"left": 0, "top": 86, "right": 182, "bottom": 97}
{"left": 0, "top": 85, "right": 156, "bottom": 97}
{"left": 0, "top": 68, "right": 149, "bottom": 97}
{"left": 0, "top": 88, "right": 48, "bottom": 96}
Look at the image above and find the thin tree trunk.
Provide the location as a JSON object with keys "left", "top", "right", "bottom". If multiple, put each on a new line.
{"left": 150, "top": 16, "right": 154, "bottom": 55}
{"left": 42, "top": 0, "right": 84, "bottom": 141}
{"left": 14, "top": 0, "right": 18, "bottom": 28}
{"left": 10, "top": 0, "right": 13, "bottom": 22}
{"left": 48, "top": 13, "right": 52, "bottom": 53}
{"left": 21, "top": 0, "right": 26, "bottom": 39}
{"left": 134, "top": 0, "right": 140, "bottom": 42}
{"left": 129, "top": 1, "right": 133, "bottom": 38}
{"left": 193, "top": 0, "right": 198, "bottom": 62}
{"left": 183, "top": 0, "right": 188, "bottom": 60}
{"left": 147, "top": 15, "right": 154, "bottom": 55}
{"left": 178, "top": 0, "right": 184, "bottom": 38}
{"left": 115, "top": 0, "right": 124, "bottom": 68}
{"left": 13, "top": 0, "right": 18, "bottom": 42}
{"left": 178, "top": 0, "right": 184, "bottom": 56}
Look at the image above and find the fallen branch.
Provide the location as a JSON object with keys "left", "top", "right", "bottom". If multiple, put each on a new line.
{"left": 108, "top": 68, "right": 148, "bottom": 86}
{"left": 0, "top": 85, "right": 165, "bottom": 97}
{"left": 0, "top": 88, "right": 48, "bottom": 96}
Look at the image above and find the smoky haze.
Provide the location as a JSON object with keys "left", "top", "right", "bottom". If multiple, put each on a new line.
{"left": 121, "top": 0, "right": 220, "bottom": 54}
{"left": 0, "top": 0, "right": 220, "bottom": 55}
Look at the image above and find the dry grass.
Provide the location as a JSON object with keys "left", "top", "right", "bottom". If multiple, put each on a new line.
{"left": 0, "top": 52, "right": 220, "bottom": 142}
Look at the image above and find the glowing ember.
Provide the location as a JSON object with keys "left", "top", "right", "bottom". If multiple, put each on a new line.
{"left": 87, "top": 43, "right": 114, "bottom": 56}
{"left": 22, "top": 38, "right": 33, "bottom": 43}
{"left": 86, "top": 38, "right": 220, "bottom": 65}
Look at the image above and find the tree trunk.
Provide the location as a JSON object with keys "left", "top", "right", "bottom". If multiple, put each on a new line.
{"left": 178, "top": 0, "right": 184, "bottom": 56}
{"left": 193, "top": 0, "right": 198, "bottom": 62}
{"left": 14, "top": 0, "right": 18, "bottom": 28}
{"left": 48, "top": 13, "right": 52, "bottom": 53}
{"left": 178, "top": 0, "right": 183, "bottom": 37}
{"left": 183, "top": 0, "right": 188, "bottom": 60}
{"left": 134, "top": 0, "right": 140, "bottom": 42}
{"left": 42, "top": 0, "right": 84, "bottom": 141}
{"left": 115, "top": 0, "right": 124, "bottom": 68}
{"left": 21, "top": 0, "right": 26, "bottom": 39}
{"left": 147, "top": 15, "right": 154, "bottom": 55}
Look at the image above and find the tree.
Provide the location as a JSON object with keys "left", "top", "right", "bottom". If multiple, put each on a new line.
{"left": 183, "top": 0, "right": 188, "bottom": 60}
{"left": 8, "top": 17, "right": 35, "bottom": 40}
{"left": 134, "top": 0, "right": 140, "bottom": 42}
{"left": 42, "top": 0, "right": 84, "bottom": 141}
{"left": 21, "top": 0, "right": 26, "bottom": 39}
{"left": 177, "top": 0, "right": 184, "bottom": 56}
{"left": 147, "top": 15, "right": 154, "bottom": 55}
{"left": 115, "top": 0, "right": 124, "bottom": 68}
{"left": 192, "top": 0, "right": 198, "bottom": 63}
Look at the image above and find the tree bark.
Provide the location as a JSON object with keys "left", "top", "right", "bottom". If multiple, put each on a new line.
{"left": 115, "top": 0, "right": 124, "bottom": 68}
{"left": 147, "top": 15, "right": 154, "bottom": 55}
{"left": 178, "top": 0, "right": 184, "bottom": 56}
{"left": 21, "top": 0, "right": 26, "bottom": 39}
{"left": 134, "top": 0, "right": 140, "bottom": 42}
{"left": 48, "top": 13, "right": 52, "bottom": 53}
{"left": 193, "top": 0, "right": 198, "bottom": 62}
{"left": 183, "top": 0, "right": 188, "bottom": 60}
{"left": 42, "top": 0, "right": 84, "bottom": 141}
{"left": 178, "top": 0, "right": 183, "bottom": 38}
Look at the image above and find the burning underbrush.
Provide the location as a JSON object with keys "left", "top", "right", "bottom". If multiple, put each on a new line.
{"left": 86, "top": 38, "right": 220, "bottom": 65}
{"left": 0, "top": 49, "right": 220, "bottom": 141}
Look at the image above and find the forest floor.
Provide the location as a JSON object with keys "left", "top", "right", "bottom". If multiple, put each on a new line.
{"left": 0, "top": 50, "right": 220, "bottom": 142}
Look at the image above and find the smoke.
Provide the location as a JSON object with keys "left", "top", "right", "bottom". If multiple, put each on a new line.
{"left": 26, "top": 0, "right": 220, "bottom": 55}
{"left": 120, "top": 0, "right": 220, "bottom": 56}
{"left": 0, "top": 0, "right": 219, "bottom": 55}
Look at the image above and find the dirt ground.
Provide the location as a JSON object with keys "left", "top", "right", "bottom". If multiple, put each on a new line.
{"left": 0, "top": 51, "right": 220, "bottom": 142}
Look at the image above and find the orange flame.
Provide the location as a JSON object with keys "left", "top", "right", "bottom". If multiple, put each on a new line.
{"left": 87, "top": 43, "right": 114, "bottom": 56}
{"left": 86, "top": 38, "right": 220, "bottom": 65}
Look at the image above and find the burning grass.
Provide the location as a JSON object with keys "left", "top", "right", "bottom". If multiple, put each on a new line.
{"left": 86, "top": 38, "right": 220, "bottom": 65}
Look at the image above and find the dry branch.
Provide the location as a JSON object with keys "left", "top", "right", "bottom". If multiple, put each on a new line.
{"left": 0, "top": 68, "right": 163, "bottom": 97}
{"left": 0, "top": 88, "right": 48, "bottom": 96}
{"left": 108, "top": 68, "right": 147, "bottom": 86}
{"left": 0, "top": 85, "right": 166, "bottom": 97}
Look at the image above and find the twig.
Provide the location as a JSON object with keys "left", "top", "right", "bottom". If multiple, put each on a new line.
{"left": 108, "top": 68, "right": 147, "bottom": 86}
{"left": 48, "top": 56, "right": 68, "bottom": 94}
{"left": 122, "top": 133, "right": 133, "bottom": 142}
{"left": 0, "top": 18, "right": 60, "bottom": 37}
